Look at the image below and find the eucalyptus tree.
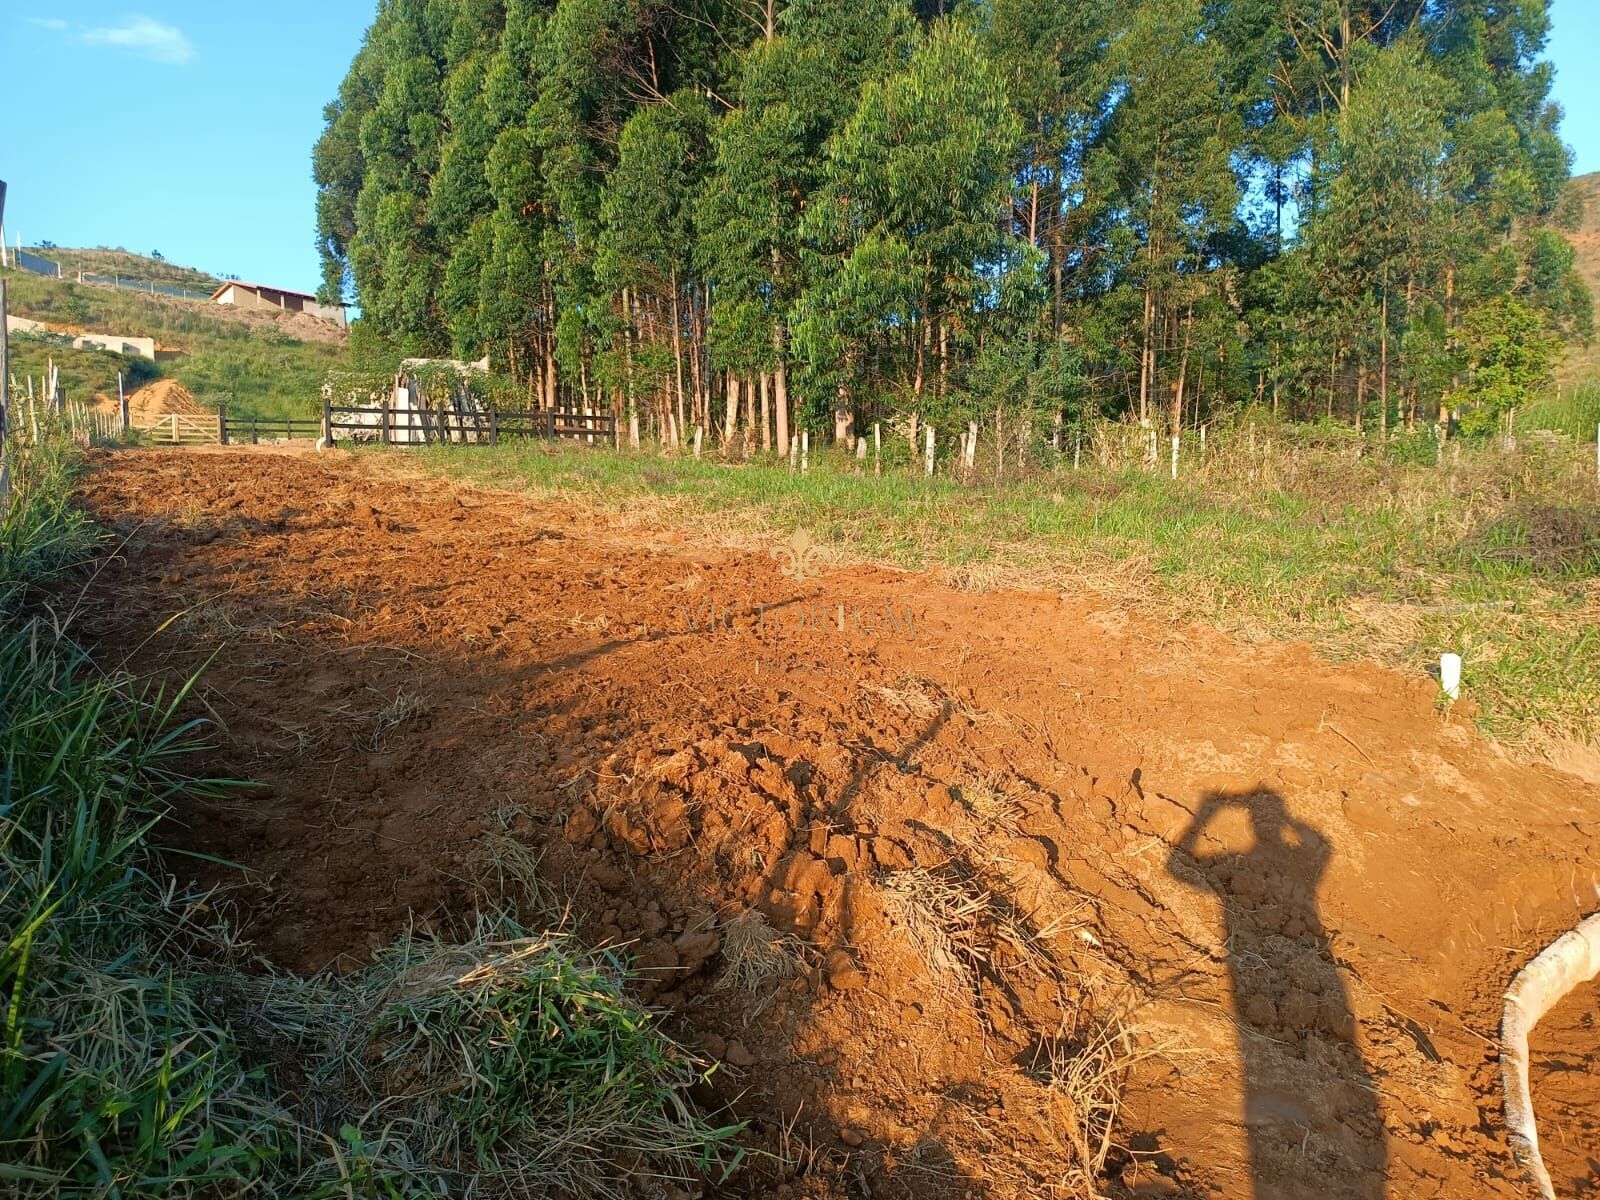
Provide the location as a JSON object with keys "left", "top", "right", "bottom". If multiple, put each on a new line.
{"left": 1083, "top": 0, "right": 1241, "bottom": 429}
{"left": 794, "top": 17, "right": 1022, "bottom": 440}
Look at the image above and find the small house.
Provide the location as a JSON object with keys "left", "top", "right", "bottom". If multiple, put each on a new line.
{"left": 210, "top": 281, "right": 346, "bottom": 325}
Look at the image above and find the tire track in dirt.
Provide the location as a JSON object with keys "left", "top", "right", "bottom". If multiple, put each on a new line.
{"left": 73, "top": 447, "right": 1600, "bottom": 1200}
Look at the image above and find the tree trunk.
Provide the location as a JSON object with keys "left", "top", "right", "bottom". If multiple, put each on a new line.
{"left": 1379, "top": 273, "right": 1390, "bottom": 438}
{"left": 773, "top": 359, "right": 789, "bottom": 458}
{"left": 670, "top": 279, "right": 687, "bottom": 429}
{"left": 1171, "top": 303, "right": 1193, "bottom": 434}
{"left": 755, "top": 369, "right": 768, "bottom": 454}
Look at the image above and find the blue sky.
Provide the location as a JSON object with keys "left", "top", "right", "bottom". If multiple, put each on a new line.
{"left": 2, "top": 2, "right": 1599, "bottom": 294}
{"left": 1, "top": 4, "right": 373, "bottom": 291}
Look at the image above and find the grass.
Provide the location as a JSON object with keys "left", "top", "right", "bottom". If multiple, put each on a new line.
{"left": 302, "top": 924, "right": 744, "bottom": 1198}
{"left": 1519, "top": 379, "right": 1600, "bottom": 441}
{"left": 397, "top": 411, "right": 1600, "bottom": 747}
{"left": 0, "top": 427, "right": 743, "bottom": 1196}
{"left": 3, "top": 268, "right": 342, "bottom": 419}
{"left": 5, "top": 331, "right": 162, "bottom": 401}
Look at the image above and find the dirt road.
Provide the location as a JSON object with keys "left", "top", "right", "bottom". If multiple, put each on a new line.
{"left": 75, "top": 447, "right": 1600, "bottom": 1199}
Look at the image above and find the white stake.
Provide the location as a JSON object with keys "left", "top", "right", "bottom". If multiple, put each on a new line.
{"left": 1440, "top": 653, "right": 1462, "bottom": 702}
{"left": 924, "top": 425, "right": 935, "bottom": 476}
{"left": 800, "top": 428, "right": 809, "bottom": 473}
{"left": 873, "top": 421, "right": 881, "bottom": 476}
{"left": 1170, "top": 434, "right": 1179, "bottom": 480}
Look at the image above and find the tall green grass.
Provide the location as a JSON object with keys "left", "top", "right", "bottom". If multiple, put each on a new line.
{"left": 0, "top": 436, "right": 741, "bottom": 1195}
{"left": 1519, "top": 379, "right": 1600, "bottom": 441}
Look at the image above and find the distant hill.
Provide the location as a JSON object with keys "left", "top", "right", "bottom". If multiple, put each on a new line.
{"left": 2, "top": 264, "right": 344, "bottom": 419}
{"left": 1555, "top": 172, "right": 1600, "bottom": 388}
{"left": 29, "top": 247, "right": 222, "bottom": 292}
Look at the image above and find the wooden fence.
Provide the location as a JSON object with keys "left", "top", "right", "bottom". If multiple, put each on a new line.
{"left": 318, "top": 400, "right": 616, "bottom": 447}
{"left": 219, "top": 411, "right": 323, "bottom": 443}
{"left": 135, "top": 413, "right": 221, "bottom": 444}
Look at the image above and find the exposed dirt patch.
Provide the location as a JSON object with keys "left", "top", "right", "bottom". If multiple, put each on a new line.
{"left": 73, "top": 448, "right": 1600, "bottom": 1199}
{"left": 1532, "top": 979, "right": 1600, "bottom": 1197}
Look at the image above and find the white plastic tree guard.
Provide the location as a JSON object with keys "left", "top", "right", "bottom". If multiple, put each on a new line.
{"left": 1501, "top": 911, "right": 1600, "bottom": 1198}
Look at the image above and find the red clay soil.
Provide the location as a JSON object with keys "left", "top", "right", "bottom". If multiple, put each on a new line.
{"left": 1532, "top": 980, "right": 1600, "bottom": 1197}
{"left": 71, "top": 447, "right": 1600, "bottom": 1200}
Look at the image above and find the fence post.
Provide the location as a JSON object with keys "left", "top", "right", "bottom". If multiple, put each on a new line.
{"left": 218, "top": 403, "right": 228, "bottom": 445}
{"left": 801, "top": 429, "right": 809, "bottom": 473}
{"left": 489, "top": 407, "right": 499, "bottom": 446}
{"left": 547, "top": 408, "right": 557, "bottom": 440}
{"left": 381, "top": 396, "right": 391, "bottom": 445}
{"left": 251, "top": 417, "right": 259, "bottom": 444}
{"left": 0, "top": 277, "right": 9, "bottom": 467}
{"left": 322, "top": 392, "right": 333, "bottom": 448}
{"left": 924, "top": 425, "right": 935, "bottom": 476}
{"left": 874, "top": 421, "right": 881, "bottom": 476}
{"left": 118, "top": 371, "right": 129, "bottom": 434}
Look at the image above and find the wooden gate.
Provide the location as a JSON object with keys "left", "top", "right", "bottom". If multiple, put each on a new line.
{"left": 136, "top": 413, "right": 220, "bottom": 444}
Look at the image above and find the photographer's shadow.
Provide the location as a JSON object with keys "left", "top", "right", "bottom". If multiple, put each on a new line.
{"left": 1169, "top": 789, "right": 1387, "bottom": 1199}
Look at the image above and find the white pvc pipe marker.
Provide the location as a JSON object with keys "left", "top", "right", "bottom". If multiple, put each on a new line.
{"left": 1501, "top": 912, "right": 1600, "bottom": 1199}
{"left": 1440, "top": 652, "right": 1462, "bottom": 701}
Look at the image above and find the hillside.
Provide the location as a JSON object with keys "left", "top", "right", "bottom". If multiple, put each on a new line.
{"left": 29, "top": 246, "right": 221, "bottom": 292}
{"left": 2, "top": 266, "right": 343, "bottom": 418}
{"left": 1554, "top": 171, "right": 1600, "bottom": 387}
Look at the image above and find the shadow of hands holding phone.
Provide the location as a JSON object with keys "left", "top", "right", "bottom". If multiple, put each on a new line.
{"left": 1169, "top": 789, "right": 1387, "bottom": 1199}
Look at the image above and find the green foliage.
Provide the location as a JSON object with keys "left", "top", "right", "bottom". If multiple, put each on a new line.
{"left": 5, "top": 333, "right": 160, "bottom": 400}
{"left": 1451, "top": 296, "right": 1559, "bottom": 433}
{"left": 313, "top": 0, "right": 1591, "bottom": 439}
{"left": 1518, "top": 379, "right": 1600, "bottom": 440}
{"left": 313, "top": 930, "right": 744, "bottom": 1193}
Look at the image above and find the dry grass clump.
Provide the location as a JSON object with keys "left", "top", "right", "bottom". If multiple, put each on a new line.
{"left": 297, "top": 923, "right": 745, "bottom": 1199}
{"left": 943, "top": 557, "right": 1008, "bottom": 593}
{"left": 714, "top": 909, "right": 807, "bottom": 994}
{"left": 930, "top": 1016, "right": 1163, "bottom": 1200}
{"left": 361, "top": 686, "right": 428, "bottom": 749}
{"left": 955, "top": 770, "right": 1025, "bottom": 837}
{"left": 869, "top": 672, "right": 945, "bottom": 719}
{"left": 881, "top": 864, "right": 1055, "bottom": 988}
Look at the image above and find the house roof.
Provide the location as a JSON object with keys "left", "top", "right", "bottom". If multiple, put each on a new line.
{"left": 209, "top": 280, "right": 324, "bottom": 303}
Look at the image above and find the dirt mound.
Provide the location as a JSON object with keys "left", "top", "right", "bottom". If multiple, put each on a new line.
{"left": 72, "top": 449, "right": 1600, "bottom": 1200}
{"left": 92, "top": 378, "right": 207, "bottom": 420}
